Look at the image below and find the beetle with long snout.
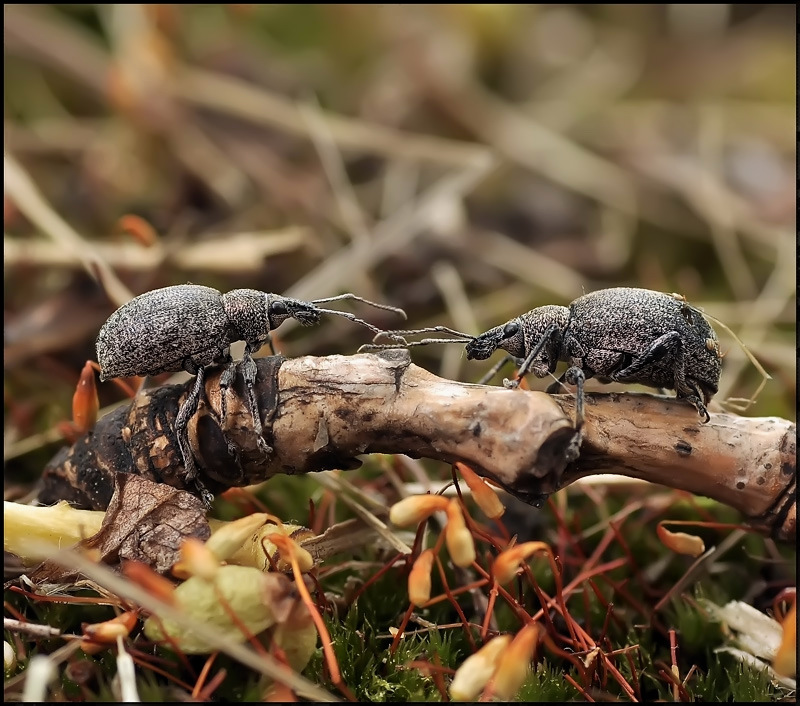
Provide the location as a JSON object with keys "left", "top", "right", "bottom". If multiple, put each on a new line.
{"left": 362, "top": 287, "right": 723, "bottom": 430}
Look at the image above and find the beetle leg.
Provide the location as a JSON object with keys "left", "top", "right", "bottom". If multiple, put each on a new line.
{"left": 242, "top": 343, "right": 273, "bottom": 456}
{"left": 562, "top": 366, "right": 586, "bottom": 431}
{"left": 506, "top": 322, "right": 559, "bottom": 389}
{"left": 175, "top": 365, "right": 214, "bottom": 507}
{"left": 217, "top": 351, "right": 242, "bottom": 458}
{"left": 176, "top": 363, "right": 203, "bottom": 481}
{"left": 611, "top": 331, "right": 709, "bottom": 422}
{"left": 217, "top": 350, "right": 235, "bottom": 421}
{"left": 545, "top": 372, "right": 567, "bottom": 395}
{"left": 685, "top": 380, "right": 710, "bottom": 422}
{"left": 477, "top": 354, "right": 516, "bottom": 385}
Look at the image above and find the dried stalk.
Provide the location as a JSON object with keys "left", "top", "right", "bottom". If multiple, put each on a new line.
{"left": 38, "top": 352, "right": 795, "bottom": 542}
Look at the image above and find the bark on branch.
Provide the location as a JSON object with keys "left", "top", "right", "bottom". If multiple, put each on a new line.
{"left": 39, "top": 352, "right": 795, "bottom": 542}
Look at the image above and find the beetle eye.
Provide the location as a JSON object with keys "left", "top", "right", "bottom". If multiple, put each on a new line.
{"left": 270, "top": 301, "right": 287, "bottom": 316}
{"left": 503, "top": 321, "right": 520, "bottom": 338}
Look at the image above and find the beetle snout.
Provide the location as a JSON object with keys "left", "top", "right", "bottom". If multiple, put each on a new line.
{"left": 293, "top": 309, "right": 321, "bottom": 326}
{"left": 465, "top": 337, "right": 496, "bottom": 360}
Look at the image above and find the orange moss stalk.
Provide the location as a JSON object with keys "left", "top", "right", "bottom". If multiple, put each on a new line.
{"left": 122, "top": 560, "right": 177, "bottom": 605}
{"left": 656, "top": 522, "right": 706, "bottom": 557}
{"left": 492, "top": 541, "right": 553, "bottom": 584}
{"left": 117, "top": 214, "right": 160, "bottom": 247}
{"left": 72, "top": 361, "right": 99, "bottom": 434}
{"left": 455, "top": 462, "right": 505, "bottom": 519}
{"left": 271, "top": 532, "right": 355, "bottom": 700}
{"left": 81, "top": 611, "right": 138, "bottom": 654}
{"left": 409, "top": 549, "right": 436, "bottom": 607}
{"left": 389, "top": 495, "right": 450, "bottom": 526}
{"left": 490, "top": 623, "right": 544, "bottom": 699}
{"left": 264, "top": 533, "right": 314, "bottom": 574}
{"left": 445, "top": 499, "right": 476, "bottom": 568}
{"left": 449, "top": 635, "right": 512, "bottom": 701}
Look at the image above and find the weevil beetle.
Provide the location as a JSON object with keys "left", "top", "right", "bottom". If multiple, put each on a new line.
{"left": 96, "top": 284, "right": 406, "bottom": 501}
{"left": 361, "top": 287, "right": 723, "bottom": 429}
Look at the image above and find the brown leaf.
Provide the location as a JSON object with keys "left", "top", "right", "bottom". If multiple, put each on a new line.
{"left": 30, "top": 475, "right": 209, "bottom": 582}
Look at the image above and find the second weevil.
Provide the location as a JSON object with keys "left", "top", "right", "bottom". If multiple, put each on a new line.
{"left": 96, "top": 284, "right": 406, "bottom": 502}
{"left": 363, "top": 287, "right": 723, "bottom": 429}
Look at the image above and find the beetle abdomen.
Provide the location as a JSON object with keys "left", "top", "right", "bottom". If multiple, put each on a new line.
{"left": 569, "top": 287, "right": 722, "bottom": 391}
{"left": 97, "top": 285, "right": 233, "bottom": 379}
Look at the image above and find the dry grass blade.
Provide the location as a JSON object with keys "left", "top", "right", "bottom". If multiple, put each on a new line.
{"left": 654, "top": 530, "right": 748, "bottom": 612}
{"left": 704, "top": 231, "right": 794, "bottom": 406}
{"left": 4, "top": 229, "right": 311, "bottom": 273}
{"left": 696, "top": 105, "right": 758, "bottom": 300}
{"left": 285, "top": 156, "right": 498, "bottom": 304}
{"left": 468, "top": 230, "right": 587, "bottom": 301}
{"left": 313, "top": 473, "right": 412, "bottom": 556}
{"left": 299, "top": 98, "right": 372, "bottom": 246}
{"left": 700, "top": 310, "right": 772, "bottom": 411}
{"left": 431, "top": 261, "right": 481, "bottom": 381}
{"left": 4, "top": 400, "right": 130, "bottom": 462}
{"left": 3, "top": 5, "right": 109, "bottom": 94}
{"left": 177, "top": 68, "right": 491, "bottom": 170}
{"left": 3, "top": 154, "right": 132, "bottom": 308}
{"left": 383, "top": 20, "right": 636, "bottom": 215}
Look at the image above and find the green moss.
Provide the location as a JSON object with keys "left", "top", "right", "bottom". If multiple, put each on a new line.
{"left": 516, "top": 661, "right": 581, "bottom": 701}
{"left": 306, "top": 604, "right": 464, "bottom": 702}
{"left": 687, "top": 656, "right": 784, "bottom": 702}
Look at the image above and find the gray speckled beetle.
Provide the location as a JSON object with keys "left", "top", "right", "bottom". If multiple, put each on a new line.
{"left": 97, "top": 284, "right": 406, "bottom": 500}
{"left": 362, "top": 287, "right": 723, "bottom": 429}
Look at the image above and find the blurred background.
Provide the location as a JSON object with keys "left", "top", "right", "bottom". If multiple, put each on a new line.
{"left": 4, "top": 4, "right": 796, "bottom": 490}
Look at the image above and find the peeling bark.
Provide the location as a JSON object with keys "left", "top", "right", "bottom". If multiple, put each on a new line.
{"left": 38, "top": 352, "right": 795, "bottom": 542}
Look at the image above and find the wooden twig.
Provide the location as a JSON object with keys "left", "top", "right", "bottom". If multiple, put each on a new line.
{"left": 551, "top": 393, "right": 795, "bottom": 543}
{"left": 38, "top": 352, "right": 795, "bottom": 542}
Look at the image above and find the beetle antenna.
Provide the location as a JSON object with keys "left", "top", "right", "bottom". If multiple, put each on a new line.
{"left": 310, "top": 294, "right": 407, "bottom": 320}
{"left": 359, "top": 337, "right": 472, "bottom": 352}
{"left": 359, "top": 325, "right": 474, "bottom": 352}
{"left": 314, "top": 307, "right": 404, "bottom": 337}
{"left": 373, "top": 325, "right": 474, "bottom": 340}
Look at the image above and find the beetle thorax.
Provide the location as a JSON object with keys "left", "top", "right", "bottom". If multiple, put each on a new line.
{"left": 518, "top": 305, "right": 570, "bottom": 377}
{"left": 222, "top": 289, "right": 270, "bottom": 345}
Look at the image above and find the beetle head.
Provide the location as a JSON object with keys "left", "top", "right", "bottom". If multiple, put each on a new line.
{"left": 466, "top": 318, "right": 525, "bottom": 361}
{"left": 269, "top": 298, "right": 321, "bottom": 328}
{"left": 467, "top": 305, "right": 569, "bottom": 378}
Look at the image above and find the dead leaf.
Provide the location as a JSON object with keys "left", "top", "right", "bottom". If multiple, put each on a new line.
{"left": 30, "top": 475, "right": 209, "bottom": 582}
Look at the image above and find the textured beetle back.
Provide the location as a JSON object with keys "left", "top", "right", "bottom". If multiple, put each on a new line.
{"left": 567, "top": 287, "right": 722, "bottom": 395}
{"left": 222, "top": 289, "right": 270, "bottom": 348}
{"left": 96, "top": 285, "right": 230, "bottom": 379}
{"left": 521, "top": 305, "right": 570, "bottom": 343}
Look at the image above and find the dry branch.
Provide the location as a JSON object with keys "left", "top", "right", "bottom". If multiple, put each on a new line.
{"left": 551, "top": 393, "right": 796, "bottom": 542}
{"left": 38, "top": 352, "right": 795, "bottom": 542}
